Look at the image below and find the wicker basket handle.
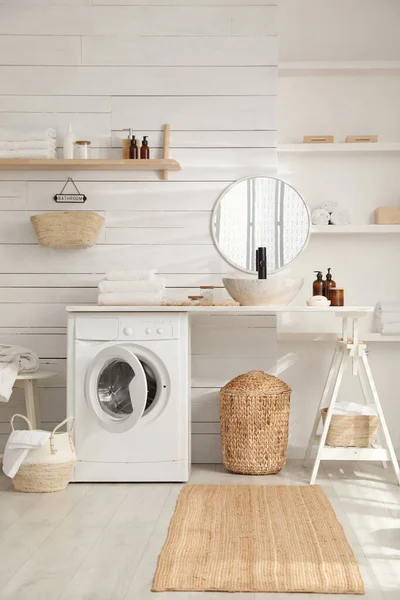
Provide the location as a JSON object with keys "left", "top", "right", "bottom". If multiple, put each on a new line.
{"left": 10, "top": 414, "right": 33, "bottom": 431}
{"left": 50, "top": 416, "right": 76, "bottom": 455}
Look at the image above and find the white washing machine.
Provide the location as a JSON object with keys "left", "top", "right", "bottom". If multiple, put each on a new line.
{"left": 67, "top": 311, "right": 190, "bottom": 482}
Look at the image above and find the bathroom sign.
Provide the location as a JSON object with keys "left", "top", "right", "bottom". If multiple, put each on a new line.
{"left": 54, "top": 177, "right": 87, "bottom": 203}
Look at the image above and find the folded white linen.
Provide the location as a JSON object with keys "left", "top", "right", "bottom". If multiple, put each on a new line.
{"left": 3, "top": 429, "right": 50, "bottom": 479}
{"left": 0, "top": 140, "right": 56, "bottom": 150}
{"left": 0, "top": 128, "right": 56, "bottom": 141}
{"left": 330, "top": 210, "right": 350, "bottom": 225}
{"left": 311, "top": 209, "right": 330, "bottom": 225}
{"left": 379, "top": 323, "right": 400, "bottom": 335}
{"left": 376, "top": 302, "right": 400, "bottom": 313}
{"left": 376, "top": 312, "right": 400, "bottom": 325}
{"left": 0, "top": 346, "right": 40, "bottom": 403}
{"left": 98, "top": 279, "right": 166, "bottom": 293}
{"left": 105, "top": 269, "right": 156, "bottom": 281}
{"left": 0, "top": 149, "right": 57, "bottom": 159}
{"left": 332, "top": 401, "right": 377, "bottom": 416}
{"left": 98, "top": 292, "right": 164, "bottom": 306}
{"left": 319, "top": 200, "right": 338, "bottom": 213}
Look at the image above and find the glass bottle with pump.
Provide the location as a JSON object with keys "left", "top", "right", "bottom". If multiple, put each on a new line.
{"left": 323, "top": 268, "right": 336, "bottom": 301}
{"left": 313, "top": 271, "right": 324, "bottom": 296}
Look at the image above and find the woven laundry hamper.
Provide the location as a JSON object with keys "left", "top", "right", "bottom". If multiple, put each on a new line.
{"left": 321, "top": 408, "right": 379, "bottom": 447}
{"left": 11, "top": 414, "right": 77, "bottom": 493}
{"left": 220, "top": 370, "right": 291, "bottom": 475}
{"left": 30, "top": 211, "right": 104, "bottom": 249}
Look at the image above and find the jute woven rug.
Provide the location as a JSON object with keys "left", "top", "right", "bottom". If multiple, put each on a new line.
{"left": 152, "top": 484, "right": 364, "bottom": 594}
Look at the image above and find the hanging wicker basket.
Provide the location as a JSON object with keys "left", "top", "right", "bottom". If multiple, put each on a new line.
{"left": 321, "top": 408, "right": 379, "bottom": 447}
{"left": 30, "top": 211, "right": 104, "bottom": 249}
{"left": 220, "top": 370, "right": 291, "bottom": 475}
{"left": 11, "top": 414, "right": 76, "bottom": 493}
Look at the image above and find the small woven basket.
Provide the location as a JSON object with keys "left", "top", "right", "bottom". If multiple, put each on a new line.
{"left": 321, "top": 408, "right": 379, "bottom": 447}
{"left": 30, "top": 211, "right": 104, "bottom": 249}
{"left": 11, "top": 414, "right": 76, "bottom": 493}
{"left": 220, "top": 370, "right": 291, "bottom": 475}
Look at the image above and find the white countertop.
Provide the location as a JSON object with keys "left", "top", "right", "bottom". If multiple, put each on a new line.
{"left": 66, "top": 305, "right": 374, "bottom": 314}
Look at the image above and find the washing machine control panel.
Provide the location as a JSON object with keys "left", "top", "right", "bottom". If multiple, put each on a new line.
{"left": 119, "top": 318, "right": 178, "bottom": 340}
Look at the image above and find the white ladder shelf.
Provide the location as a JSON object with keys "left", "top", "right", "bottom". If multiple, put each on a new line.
{"left": 303, "top": 311, "right": 400, "bottom": 485}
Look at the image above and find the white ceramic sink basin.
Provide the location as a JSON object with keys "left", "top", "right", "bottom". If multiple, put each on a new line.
{"left": 223, "top": 277, "right": 304, "bottom": 306}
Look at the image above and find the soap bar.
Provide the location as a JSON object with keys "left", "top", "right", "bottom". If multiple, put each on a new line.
{"left": 346, "top": 135, "right": 378, "bottom": 143}
{"left": 375, "top": 207, "right": 400, "bottom": 224}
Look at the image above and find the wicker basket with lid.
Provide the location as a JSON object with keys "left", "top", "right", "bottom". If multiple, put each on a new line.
{"left": 220, "top": 370, "right": 291, "bottom": 475}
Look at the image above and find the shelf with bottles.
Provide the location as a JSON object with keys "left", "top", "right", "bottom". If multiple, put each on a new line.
{"left": 0, "top": 124, "right": 180, "bottom": 180}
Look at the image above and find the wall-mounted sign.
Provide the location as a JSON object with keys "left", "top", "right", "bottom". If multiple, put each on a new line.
{"left": 54, "top": 177, "right": 87, "bottom": 203}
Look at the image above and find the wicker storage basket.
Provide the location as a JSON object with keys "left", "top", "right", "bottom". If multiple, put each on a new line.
{"left": 30, "top": 211, "right": 104, "bottom": 249}
{"left": 321, "top": 408, "right": 379, "bottom": 447}
{"left": 220, "top": 370, "right": 291, "bottom": 475}
{"left": 11, "top": 414, "right": 76, "bottom": 493}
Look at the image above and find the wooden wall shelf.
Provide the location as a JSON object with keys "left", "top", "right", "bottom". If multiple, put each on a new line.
{"left": 0, "top": 158, "right": 181, "bottom": 173}
{"left": 312, "top": 225, "right": 400, "bottom": 234}
{"left": 0, "top": 124, "right": 180, "bottom": 180}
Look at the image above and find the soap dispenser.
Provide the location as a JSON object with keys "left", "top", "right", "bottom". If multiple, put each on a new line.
{"left": 313, "top": 271, "right": 324, "bottom": 296}
{"left": 323, "top": 268, "right": 336, "bottom": 301}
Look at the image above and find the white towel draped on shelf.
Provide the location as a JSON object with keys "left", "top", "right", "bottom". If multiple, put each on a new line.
{"left": 0, "top": 149, "right": 57, "bottom": 159}
{"left": 0, "top": 346, "right": 40, "bottom": 403}
{"left": 0, "top": 140, "right": 56, "bottom": 150}
{"left": 375, "top": 301, "right": 400, "bottom": 335}
{"left": 0, "top": 128, "right": 56, "bottom": 141}
{"left": 3, "top": 429, "right": 51, "bottom": 479}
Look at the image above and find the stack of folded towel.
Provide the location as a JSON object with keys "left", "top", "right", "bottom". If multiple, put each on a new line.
{"left": 312, "top": 201, "right": 350, "bottom": 226}
{"left": 0, "top": 128, "right": 57, "bottom": 159}
{"left": 376, "top": 302, "right": 400, "bottom": 335}
{"left": 98, "top": 270, "right": 166, "bottom": 306}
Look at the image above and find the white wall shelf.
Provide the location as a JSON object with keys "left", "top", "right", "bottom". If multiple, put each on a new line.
{"left": 279, "top": 143, "right": 400, "bottom": 153}
{"left": 312, "top": 225, "right": 400, "bottom": 234}
{"left": 279, "top": 61, "right": 400, "bottom": 75}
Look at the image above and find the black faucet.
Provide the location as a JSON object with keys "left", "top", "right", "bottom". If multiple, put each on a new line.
{"left": 256, "top": 247, "right": 267, "bottom": 279}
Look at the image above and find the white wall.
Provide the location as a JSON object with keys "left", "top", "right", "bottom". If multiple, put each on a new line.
{"left": 279, "top": 0, "right": 400, "bottom": 457}
{"left": 0, "top": 0, "right": 277, "bottom": 460}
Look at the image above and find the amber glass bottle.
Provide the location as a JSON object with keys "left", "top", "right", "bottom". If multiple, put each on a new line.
{"left": 129, "top": 135, "right": 138, "bottom": 159}
{"left": 140, "top": 136, "right": 150, "bottom": 159}
{"left": 313, "top": 271, "right": 324, "bottom": 296}
{"left": 323, "top": 268, "right": 336, "bottom": 301}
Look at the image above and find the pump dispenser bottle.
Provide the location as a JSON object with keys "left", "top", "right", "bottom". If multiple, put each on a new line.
{"left": 129, "top": 135, "right": 138, "bottom": 159}
{"left": 323, "top": 268, "right": 336, "bottom": 301}
{"left": 313, "top": 271, "right": 324, "bottom": 296}
{"left": 140, "top": 136, "right": 150, "bottom": 159}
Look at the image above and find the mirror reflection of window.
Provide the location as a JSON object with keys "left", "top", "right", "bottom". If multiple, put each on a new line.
{"left": 213, "top": 177, "right": 310, "bottom": 273}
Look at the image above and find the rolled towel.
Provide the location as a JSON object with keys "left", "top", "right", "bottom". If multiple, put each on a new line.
{"left": 98, "top": 279, "right": 166, "bottom": 293}
{"left": 105, "top": 269, "right": 156, "bottom": 281}
{"left": 98, "top": 292, "right": 164, "bottom": 306}
{"left": 376, "top": 302, "right": 400, "bottom": 313}
{"left": 379, "top": 323, "right": 400, "bottom": 336}
{"left": 0, "top": 140, "right": 56, "bottom": 150}
{"left": 319, "top": 200, "right": 338, "bottom": 213}
{"left": 0, "top": 149, "right": 57, "bottom": 159}
{"left": 312, "top": 209, "right": 330, "bottom": 225}
{"left": 0, "top": 127, "right": 56, "bottom": 141}
{"left": 330, "top": 210, "right": 350, "bottom": 225}
{"left": 332, "top": 401, "right": 377, "bottom": 416}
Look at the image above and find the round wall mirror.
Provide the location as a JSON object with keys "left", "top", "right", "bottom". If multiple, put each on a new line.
{"left": 211, "top": 176, "right": 310, "bottom": 274}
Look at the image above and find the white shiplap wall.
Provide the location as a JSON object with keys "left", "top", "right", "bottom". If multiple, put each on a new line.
{"left": 0, "top": 0, "right": 278, "bottom": 460}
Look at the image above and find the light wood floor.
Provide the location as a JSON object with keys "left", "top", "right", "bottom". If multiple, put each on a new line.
{"left": 0, "top": 460, "right": 398, "bottom": 599}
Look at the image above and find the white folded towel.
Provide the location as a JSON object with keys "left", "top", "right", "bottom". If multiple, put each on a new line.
{"left": 0, "top": 149, "right": 57, "bottom": 159}
{"left": 105, "top": 270, "right": 156, "bottom": 281}
{"left": 376, "top": 311, "right": 400, "bottom": 325}
{"left": 330, "top": 210, "right": 350, "bottom": 225}
{"left": 379, "top": 323, "right": 400, "bottom": 335}
{"left": 332, "top": 401, "right": 377, "bottom": 416}
{"left": 0, "top": 128, "right": 56, "bottom": 141}
{"left": 98, "top": 279, "right": 166, "bottom": 293}
{"left": 3, "top": 429, "right": 50, "bottom": 478}
{"left": 98, "top": 292, "right": 164, "bottom": 306}
{"left": 319, "top": 201, "right": 338, "bottom": 213}
{"left": 0, "top": 346, "right": 39, "bottom": 403}
{"left": 0, "top": 140, "right": 56, "bottom": 150}
{"left": 312, "top": 209, "right": 330, "bottom": 226}
{"left": 376, "top": 302, "right": 400, "bottom": 313}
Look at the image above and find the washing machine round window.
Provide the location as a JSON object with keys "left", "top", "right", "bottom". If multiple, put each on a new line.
{"left": 86, "top": 344, "right": 170, "bottom": 433}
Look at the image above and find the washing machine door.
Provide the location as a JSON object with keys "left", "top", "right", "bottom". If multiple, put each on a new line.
{"left": 86, "top": 345, "right": 148, "bottom": 433}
